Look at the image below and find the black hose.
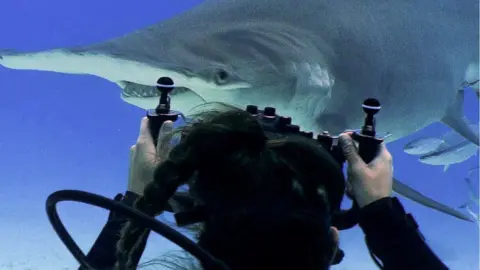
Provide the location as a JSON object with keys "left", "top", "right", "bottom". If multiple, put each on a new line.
{"left": 45, "top": 189, "right": 229, "bottom": 270}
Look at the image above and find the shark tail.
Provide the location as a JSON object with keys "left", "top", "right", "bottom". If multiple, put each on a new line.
{"left": 392, "top": 177, "right": 474, "bottom": 222}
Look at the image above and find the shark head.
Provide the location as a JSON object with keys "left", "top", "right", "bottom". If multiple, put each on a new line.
{"left": 0, "top": 18, "right": 336, "bottom": 134}
{"left": 87, "top": 20, "right": 338, "bottom": 134}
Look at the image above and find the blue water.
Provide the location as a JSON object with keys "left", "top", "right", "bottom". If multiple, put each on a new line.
{"left": 0, "top": 1, "right": 478, "bottom": 269}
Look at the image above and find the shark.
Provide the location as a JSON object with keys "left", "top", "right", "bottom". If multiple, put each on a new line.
{"left": 419, "top": 124, "right": 479, "bottom": 172}
{"left": 404, "top": 124, "right": 479, "bottom": 172}
{"left": 404, "top": 137, "right": 445, "bottom": 156}
{"left": 0, "top": 0, "right": 477, "bottom": 221}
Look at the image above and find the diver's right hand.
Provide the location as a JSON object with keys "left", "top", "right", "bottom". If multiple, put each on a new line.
{"left": 338, "top": 132, "right": 393, "bottom": 208}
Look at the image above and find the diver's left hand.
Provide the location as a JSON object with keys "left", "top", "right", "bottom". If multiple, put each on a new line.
{"left": 128, "top": 117, "right": 175, "bottom": 196}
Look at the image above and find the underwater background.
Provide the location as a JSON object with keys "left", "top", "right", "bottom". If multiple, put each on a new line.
{"left": 0, "top": 0, "right": 478, "bottom": 269}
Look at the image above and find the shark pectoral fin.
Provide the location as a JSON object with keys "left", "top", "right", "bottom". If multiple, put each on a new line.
{"left": 392, "top": 177, "right": 474, "bottom": 222}
{"left": 443, "top": 164, "right": 450, "bottom": 172}
{"left": 441, "top": 89, "right": 479, "bottom": 146}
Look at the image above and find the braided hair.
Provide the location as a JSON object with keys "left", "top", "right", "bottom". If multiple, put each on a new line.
{"left": 116, "top": 104, "right": 346, "bottom": 270}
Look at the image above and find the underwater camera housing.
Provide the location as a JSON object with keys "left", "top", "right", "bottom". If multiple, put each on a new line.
{"left": 45, "top": 77, "right": 385, "bottom": 270}
{"left": 171, "top": 100, "right": 385, "bottom": 231}
{"left": 238, "top": 101, "right": 384, "bottom": 230}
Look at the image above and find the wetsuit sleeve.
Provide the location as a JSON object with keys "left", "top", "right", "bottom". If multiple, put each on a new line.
{"left": 358, "top": 197, "right": 449, "bottom": 270}
{"left": 79, "top": 191, "right": 151, "bottom": 270}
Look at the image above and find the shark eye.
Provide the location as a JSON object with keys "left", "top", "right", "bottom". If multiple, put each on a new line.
{"left": 214, "top": 69, "right": 229, "bottom": 85}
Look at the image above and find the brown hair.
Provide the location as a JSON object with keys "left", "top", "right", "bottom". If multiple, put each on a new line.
{"left": 116, "top": 103, "right": 345, "bottom": 270}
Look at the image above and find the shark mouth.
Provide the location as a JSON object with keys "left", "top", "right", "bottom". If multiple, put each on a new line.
{"left": 120, "top": 81, "right": 196, "bottom": 99}
{"left": 119, "top": 81, "right": 207, "bottom": 111}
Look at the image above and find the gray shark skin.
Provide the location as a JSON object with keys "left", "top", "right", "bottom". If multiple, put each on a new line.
{"left": 413, "top": 123, "right": 479, "bottom": 171}
{"left": 404, "top": 137, "right": 444, "bottom": 156}
{"left": 0, "top": 0, "right": 478, "bottom": 221}
{"left": 419, "top": 139, "right": 478, "bottom": 169}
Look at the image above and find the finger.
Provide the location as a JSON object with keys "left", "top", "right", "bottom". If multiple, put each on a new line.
{"left": 136, "top": 117, "right": 157, "bottom": 155}
{"left": 137, "top": 117, "right": 154, "bottom": 145}
{"left": 128, "top": 145, "right": 136, "bottom": 181}
{"left": 345, "top": 168, "right": 356, "bottom": 197}
{"left": 380, "top": 143, "right": 393, "bottom": 163}
{"left": 129, "top": 145, "right": 136, "bottom": 160}
{"left": 346, "top": 166, "right": 355, "bottom": 185}
{"left": 156, "top": 121, "right": 175, "bottom": 158}
{"left": 346, "top": 178, "right": 353, "bottom": 194}
{"left": 370, "top": 143, "right": 393, "bottom": 167}
{"left": 338, "top": 133, "right": 366, "bottom": 168}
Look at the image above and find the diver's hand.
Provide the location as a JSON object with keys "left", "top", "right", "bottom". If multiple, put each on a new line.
{"left": 128, "top": 117, "right": 174, "bottom": 196}
{"left": 338, "top": 132, "right": 393, "bottom": 208}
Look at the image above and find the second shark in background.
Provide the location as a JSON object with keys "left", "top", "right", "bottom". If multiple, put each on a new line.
{"left": 404, "top": 124, "right": 479, "bottom": 172}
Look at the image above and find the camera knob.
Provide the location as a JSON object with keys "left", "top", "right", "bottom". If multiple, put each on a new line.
{"left": 286, "top": 124, "right": 300, "bottom": 133}
{"left": 279, "top": 116, "right": 292, "bottom": 126}
{"left": 246, "top": 105, "right": 258, "bottom": 114}
{"left": 362, "top": 98, "right": 381, "bottom": 116}
{"left": 264, "top": 107, "right": 276, "bottom": 117}
{"left": 156, "top": 77, "right": 175, "bottom": 93}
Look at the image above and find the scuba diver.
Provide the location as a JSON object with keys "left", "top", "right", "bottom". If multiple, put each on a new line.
{"left": 79, "top": 107, "right": 449, "bottom": 270}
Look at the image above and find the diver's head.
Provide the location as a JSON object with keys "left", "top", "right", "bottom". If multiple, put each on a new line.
{"left": 117, "top": 104, "right": 346, "bottom": 270}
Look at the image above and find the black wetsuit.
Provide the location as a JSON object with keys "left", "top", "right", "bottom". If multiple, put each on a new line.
{"left": 80, "top": 192, "right": 448, "bottom": 270}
